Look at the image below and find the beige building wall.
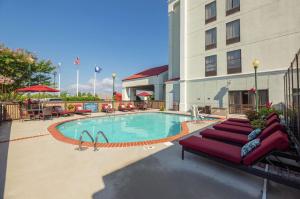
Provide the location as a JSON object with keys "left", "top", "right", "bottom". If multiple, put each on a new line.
{"left": 168, "top": 0, "right": 300, "bottom": 112}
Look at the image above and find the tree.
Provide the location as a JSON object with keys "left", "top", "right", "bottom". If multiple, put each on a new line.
{"left": 0, "top": 44, "right": 56, "bottom": 93}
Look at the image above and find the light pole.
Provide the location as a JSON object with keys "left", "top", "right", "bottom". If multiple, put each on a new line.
{"left": 57, "top": 62, "right": 62, "bottom": 96}
{"left": 94, "top": 66, "right": 102, "bottom": 97}
{"left": 252, "top": 59, "right": 260, "bottom": 112}
{"left": 112, "top": 73, "right": 116, "bottom": 108}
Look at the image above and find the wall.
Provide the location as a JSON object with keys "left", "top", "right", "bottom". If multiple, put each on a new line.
{"left": 122, "top": 71, "right": 168, "bottom": 101}
{"left": 169, "top": 0, "right": 300, "bottom": 111}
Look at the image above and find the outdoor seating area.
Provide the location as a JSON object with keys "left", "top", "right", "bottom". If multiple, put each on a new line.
{"left": 180, "top": 112, "right": 300, "bottom": 189}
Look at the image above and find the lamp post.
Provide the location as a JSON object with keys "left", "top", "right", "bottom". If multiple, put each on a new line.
{"left": 57, "top": 62, "right": 62, "bottom": 96}
{"left": 252, "top": 59, "right": 260, "bottom": 112}
{"left": 112, "top": 73, "right": 116, "bottom": 109}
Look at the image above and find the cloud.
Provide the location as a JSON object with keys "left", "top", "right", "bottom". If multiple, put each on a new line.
{"left": 66, "top": 77, "right": 121, "bottom": 97}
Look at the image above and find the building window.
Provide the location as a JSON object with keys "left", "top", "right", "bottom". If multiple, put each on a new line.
{"left": 227, "top": 49, "right": 241, "bottom": 74}
{"left": 205, "top": 1, "right": 216, "bottom": 24}
{"left": 205, "top": 28, "right": 217, "bottom": 50}
{"left": 226, "top": 19, "right": 240, "bottom": 45}
{"left": 226, "top": 0, "right": 240, "bottom": 16}
{"left": 205, "top": 55, "right": 217, "bottom": 77}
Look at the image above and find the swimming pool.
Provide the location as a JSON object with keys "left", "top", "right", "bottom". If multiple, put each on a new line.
{"left": 48, "top": 112, "right": 218, "bottom": 147}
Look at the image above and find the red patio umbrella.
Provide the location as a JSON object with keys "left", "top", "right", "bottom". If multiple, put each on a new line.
{"left": 16, "top": 85, "right": 59, "bottom": 93}
{"left": 137, "top": 91, "right": 152, "bottom": 97}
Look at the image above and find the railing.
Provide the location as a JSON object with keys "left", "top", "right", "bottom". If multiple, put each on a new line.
{"left": 0, "top": 103, "right": 3, "bottom": 125}
{"left": 0, "top": 100, "right": 166, "bottom": 121}
{"left": 228, "top": 104, "right": 266, "bottom": 114}
{"left": 283, "top": 48, "right": 300, "bottom": 153}
{"left": 78, "top": 130, "right": 94, "bottom": 150}
{"left": 94, "top": 131, "right": 109, "bottom": 151}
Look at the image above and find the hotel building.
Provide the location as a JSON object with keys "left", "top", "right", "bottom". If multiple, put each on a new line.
{"left": 166, "top": 0, "right": 300, "bottom": 113}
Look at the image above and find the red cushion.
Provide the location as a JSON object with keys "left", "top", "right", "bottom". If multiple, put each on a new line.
{"left": 258, "top": 122, "right": 284, "bottom": 140}
{"left": 266, "top": 112, "right": 278, "bottom": 120}
{"left": 179, "top": 136, "right": 242, "bottom": 164}
{"left": 227, "top": 118, "right": 249, "bottom": 123}
{"left": 222, "top": 121, "right": 252, "bottom": 128}
{"left": 265, "top": 115, "right": 280, "bottom": 126}
{"left": 77, "top": 109, "right": 91, "bottom": 113}
{"left": 213, "top": 124, "right": 253, "bottom": 135}
{"left": 243, "top": 131, "right": 289, "bottom": 165}
{"left": 201, "top": 129, "right": 248, "bottom": 145}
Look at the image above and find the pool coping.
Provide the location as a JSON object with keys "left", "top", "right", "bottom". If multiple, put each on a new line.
{"left": 47, "top": 112, "right": 224, "bottom": 148}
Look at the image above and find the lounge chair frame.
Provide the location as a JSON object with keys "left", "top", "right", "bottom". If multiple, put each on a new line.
{"left": 181, "top": 146, "right": 300, "bottom": 189}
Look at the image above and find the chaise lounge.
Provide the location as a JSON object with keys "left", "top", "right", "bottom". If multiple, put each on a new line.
{"left": 179, "top": 130, "right": 300, "bottom": 189}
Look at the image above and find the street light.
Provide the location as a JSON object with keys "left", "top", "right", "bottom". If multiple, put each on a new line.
{"left": 252, "top": 59, "right": 260, "bottom": 112}
{"left": 112, "top": 73, "right": 116, "bottom": 109}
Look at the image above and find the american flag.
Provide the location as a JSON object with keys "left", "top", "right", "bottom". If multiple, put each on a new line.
{"left": 74, "top": 57, "right": 80, "bottom": 65}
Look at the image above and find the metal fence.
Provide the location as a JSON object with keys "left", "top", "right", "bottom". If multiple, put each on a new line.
{"left": 0, "top": 100, "right": 165, "bottom": 121}
{"left": 284, "top": 49, "right": 300, "bottom": 153}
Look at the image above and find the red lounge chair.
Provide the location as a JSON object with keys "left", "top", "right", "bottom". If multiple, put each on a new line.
{"left": 101, "top": 104, "right": 114, "bottom": 113}
{"left": 227, "top": 112, "right": 278, "bottom": 124}
{"left": 201, "top": 122, "right": 284, "bottom": 145}
{"left": 180, "top": 130, "right": 289, "bottom": 165}
{"left": 213, "top": 115, "right": 280, "bottom": 134}
{"left": 74, "top": 105, "right": 92, "bottom": 115}
{"left": 126, "top": 103, "right": 136, "bottom": 111}
{"left": 118, "top": 103, "right": 129, "bottom": 112}
{"left": 221, "top": 120, "right": 253, "bottom": 128}
{"left": 52, "top": 106, "right": 72, "bottom": 117}
{"left": 178, "top": 131, "right": 300, "bottom": 189}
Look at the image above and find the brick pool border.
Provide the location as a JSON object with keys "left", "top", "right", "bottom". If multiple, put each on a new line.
{"left": 47, "top": 113, "right": 223, "bottom": 148}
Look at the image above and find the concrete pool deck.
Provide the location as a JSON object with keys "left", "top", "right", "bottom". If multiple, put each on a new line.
{"left": 0, "top": 110, "right": 299, "bottom": 199}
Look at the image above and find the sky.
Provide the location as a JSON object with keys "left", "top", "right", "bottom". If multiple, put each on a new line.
{"left": 0, "top": 0, "right": 168, "bottom": 96}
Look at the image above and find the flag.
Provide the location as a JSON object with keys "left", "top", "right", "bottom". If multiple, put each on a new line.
{"left": 95, "top": 66, "right": 102, "bottom": 73}
{"left": 74, "top": 57, "right": 80, "bottom": 65}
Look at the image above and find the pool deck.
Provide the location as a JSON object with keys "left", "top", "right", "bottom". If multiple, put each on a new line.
{"left": 0, "top": 110, "right": 299, "bottom": 199}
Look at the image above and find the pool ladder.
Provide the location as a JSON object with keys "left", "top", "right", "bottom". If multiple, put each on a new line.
{"left": 78, "top": 130, "right": 109, "bottom": 151}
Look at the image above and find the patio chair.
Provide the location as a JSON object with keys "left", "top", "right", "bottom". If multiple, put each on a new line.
{"left": 74, "top": 104, "right": 92, "bottom": 115}
{"left": 201, "top": 122, "right": 285, "bottom": 145}
{"left": 126, "top": 103, "right": 136, "bottom": 111}
{"left": 118, "top": 103, "right": 129, "bottom": 112}
{"left": 137, "top": 102, "right": 148, "bottom": 110}
{"left": 179, "top": 131, "right": 300, "bottom": 189}
{"left": 52, "top": 106, "right": 72, "bottom": 117}
{"left": 101, "top": 104, "right": 114, "bottom": 113}
{"left": 39, "top": 107, "right": 53, "bottom": 120}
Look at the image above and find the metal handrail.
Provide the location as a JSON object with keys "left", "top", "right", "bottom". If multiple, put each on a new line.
{"left": 94, "top": 130, "right": 109, "bottom": 151}
{"left": 78, "top": 130, "right": 94, "bottom": 149}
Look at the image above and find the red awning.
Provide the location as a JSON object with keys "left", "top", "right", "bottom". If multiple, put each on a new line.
{"left": 16, "top": 85, "right": 59, "bottom": 92}
{"left": 137, "top": 92, "right": 152, "bottom": 97}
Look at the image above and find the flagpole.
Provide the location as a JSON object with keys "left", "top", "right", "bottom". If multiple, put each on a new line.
{"left": 94, "top": 72, "right": 96, "bottom": 97}
{"left": 76, "top": 66, "right": 79, "bottom": 97}
{"left": 58, "top": 62, "right": 61, "bottom": 97}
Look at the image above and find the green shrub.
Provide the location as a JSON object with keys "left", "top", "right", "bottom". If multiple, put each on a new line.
{"left": 159, "top": 105, "right": 165, "bottom": 111}
{"left": 67, "top": 104, "right": 75, "bottom": 112}
{"left": 258, "top": 107, "right": 281, "bottom": 119}
{"left": 245, "top": 110, "right": 259, "bottom": 121}
{"left": 251, "top": 119, "right": 266, "bottom": 129}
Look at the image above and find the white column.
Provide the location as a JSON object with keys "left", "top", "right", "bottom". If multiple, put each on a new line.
{"left": 180, "top": 0, "right": 188, "bottom": 111}
{"left": 154, "top": 84, "right": 164, "bottom": 100}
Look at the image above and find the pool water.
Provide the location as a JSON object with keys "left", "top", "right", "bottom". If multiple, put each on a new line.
{"left": 56, "top": 113, "right": 215, "bottom": 143}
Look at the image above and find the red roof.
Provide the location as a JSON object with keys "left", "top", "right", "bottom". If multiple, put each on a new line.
{"left": 165, "top": 77, "right": 180, "bottom": 82}
{"left": 123, "top": 65, "right": 168, "bottom": 81}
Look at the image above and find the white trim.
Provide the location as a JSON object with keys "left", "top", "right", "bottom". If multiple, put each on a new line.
{"left": 180, "top": 68, "right": 286, "bottom": 83}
